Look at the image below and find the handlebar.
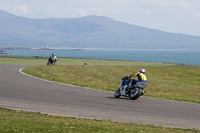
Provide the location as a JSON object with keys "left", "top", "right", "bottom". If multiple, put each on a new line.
{"left": 122, "top": 76, "right": 129, "bottom": 80}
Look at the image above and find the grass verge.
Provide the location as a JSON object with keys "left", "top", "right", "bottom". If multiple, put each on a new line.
{"left": 0, "top": 108, "right": 199, "bottom": 133}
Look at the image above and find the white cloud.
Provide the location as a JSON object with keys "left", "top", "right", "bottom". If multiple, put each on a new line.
{"left": 13, "top": 5, "right": 29, "bottom": 15}
{"left": 176, "top": 1, "right": 192, "bottom": 9}
{"left": 193, "top": 11, "right": 200, "bottom": 17}
{"left": 157, "top": 0, "right": 191, "bottom": 9}
{"left": 78, "top": 7, "right": 101, "bottom": 16}
{"left": 79, "top": 9, "right": 87, "bottom": 16}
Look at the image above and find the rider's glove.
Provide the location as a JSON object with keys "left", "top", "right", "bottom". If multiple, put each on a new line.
{"left": 122, "top": 76, "right": 128, "bottom": 80}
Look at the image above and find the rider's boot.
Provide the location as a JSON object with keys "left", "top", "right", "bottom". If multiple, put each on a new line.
{"left": 141, "top": 91, "right": 145, "bottom": 95}
{"left": 125, "top": 86, "right": 130, "bottom": 94}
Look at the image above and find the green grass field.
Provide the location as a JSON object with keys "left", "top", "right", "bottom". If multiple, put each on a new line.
{"left": 0, "top": 56, "right": 200, "bottom": 132}
{"left": 0, "top": 108, "right": 199, "bottom": 133}
{"left": 0, "top": 55, "right": 182, "bottom": 66}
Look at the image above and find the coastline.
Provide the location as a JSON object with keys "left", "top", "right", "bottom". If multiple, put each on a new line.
{"left": 2, "top": 49, "right": 200, "bottom": 65}
{"left": 1, "top": 46, "right": 200, "bottom": 51}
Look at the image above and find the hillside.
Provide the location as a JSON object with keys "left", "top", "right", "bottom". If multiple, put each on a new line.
{"left": 0, "top": 9, "right": 200, "bottom": 49}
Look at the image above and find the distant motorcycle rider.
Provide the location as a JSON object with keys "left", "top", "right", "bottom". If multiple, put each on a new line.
{"left": 47, "top": 53, "right": 57, "bottom": 65}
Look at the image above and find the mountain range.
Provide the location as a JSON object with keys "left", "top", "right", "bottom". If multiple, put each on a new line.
{"left": 0, "top": 9, "right": 200, "bottom": 50}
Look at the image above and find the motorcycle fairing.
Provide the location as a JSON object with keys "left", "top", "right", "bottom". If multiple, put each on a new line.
{"left": 133, "top": 81, "right": 149, "bottom": 88}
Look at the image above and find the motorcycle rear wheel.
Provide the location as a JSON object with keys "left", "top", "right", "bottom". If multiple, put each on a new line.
{"left": 114, "top": 88, "right": 121, "bottom": 98}
{"left": 130, "top": 88, "right": 142, "bottom": 100}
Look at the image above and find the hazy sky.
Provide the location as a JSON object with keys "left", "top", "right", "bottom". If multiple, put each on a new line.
{"left": 1, "top": 0, "right": 200, "bottom": 36}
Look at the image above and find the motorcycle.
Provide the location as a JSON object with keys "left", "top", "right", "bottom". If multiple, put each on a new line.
{"left": 47, "top": 57, "right": 57, "bottom": 65}
{"left": 114, "top": 76, "right": 149, "bottom": 100}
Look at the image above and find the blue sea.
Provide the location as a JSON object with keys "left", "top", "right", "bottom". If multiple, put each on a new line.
{"left": 7, "top": 49, "right": 200, "bottom": 65}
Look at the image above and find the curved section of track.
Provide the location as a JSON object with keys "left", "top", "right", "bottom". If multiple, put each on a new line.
{"left": 0, "top": 64, "right": 199, "bottom": 129}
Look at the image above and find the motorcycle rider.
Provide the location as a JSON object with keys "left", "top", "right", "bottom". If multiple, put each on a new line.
{"left": 126, "top": 68, "right": 147, "bottom": 94}
{"left": 48, "top": 53, "right": 57, "bottom": 65}
{"left": 129, "top": 68, "right": 147, "bottom": 82}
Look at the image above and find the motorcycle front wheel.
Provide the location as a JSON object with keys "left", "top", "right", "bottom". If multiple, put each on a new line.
{"left": 114, "top": 88, "right": 121, "bottom": 98}
{"left": 130, "top": 88, "right": 142, "bottom": 100}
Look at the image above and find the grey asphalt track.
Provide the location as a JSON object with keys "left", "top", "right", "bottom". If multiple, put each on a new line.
{"left": 0, "top": 64, "right": 200, "bottom": 129}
